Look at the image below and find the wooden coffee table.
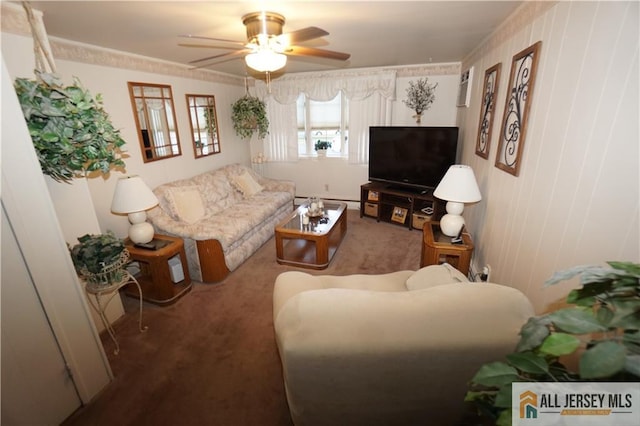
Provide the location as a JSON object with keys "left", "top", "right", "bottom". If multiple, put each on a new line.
{"left": 275, "top": 202, "right": 347, "bottom": 269}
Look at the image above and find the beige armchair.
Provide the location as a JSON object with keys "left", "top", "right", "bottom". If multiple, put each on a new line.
{"left": 273, "top": 264, "right": 534, "bottom": 425}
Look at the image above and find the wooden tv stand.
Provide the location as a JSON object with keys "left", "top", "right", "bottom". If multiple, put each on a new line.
{"left": 360, "top": 182, "right": 444, "bottom": 230}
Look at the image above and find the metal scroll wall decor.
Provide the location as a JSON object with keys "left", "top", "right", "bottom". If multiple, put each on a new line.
{"left": 475, "top": 63, "right": 502, "bottom": 159}
{"left": 495, "top": 41, "right": 542, "bottom": 176}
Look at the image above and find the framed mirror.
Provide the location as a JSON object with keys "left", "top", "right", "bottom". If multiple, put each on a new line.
{"left": 186, "top": 94, "right": 221, "bottom": 158}
{"left": 127, "top": 82, "right": 181, "bottom": 162}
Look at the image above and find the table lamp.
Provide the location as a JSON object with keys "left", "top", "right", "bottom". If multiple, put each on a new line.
{"left": 433, "top": 165, "right": 482, "bottom": 237}
{"left": 111, "top": 175, "right": 159, "bottom": 244}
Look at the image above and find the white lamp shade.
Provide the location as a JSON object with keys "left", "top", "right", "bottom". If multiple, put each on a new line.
{"left": 433, "top": 165, "right": 482, "bottom": 203}
{"left": 245, "top": 50, "right": 287, "bottom": 72}
{"left": 111, "top": 176, "right": 158, "bottom": 214}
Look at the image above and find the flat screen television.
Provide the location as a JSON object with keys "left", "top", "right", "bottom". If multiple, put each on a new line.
{"left": 368, "top": 126, "right": 459, "bottom": 192}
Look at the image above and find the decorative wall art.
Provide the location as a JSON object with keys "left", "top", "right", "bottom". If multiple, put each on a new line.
{"left": 475, "top": 63, "right": 502, "bottom": 159}
{"left": 495, "top": 41, "right": 542, "bottom": 176}
{"left": 457, "top": 67, "right": 474, "bottom": 107}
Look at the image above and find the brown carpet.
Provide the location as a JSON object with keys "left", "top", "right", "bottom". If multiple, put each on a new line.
{"left": 62, "top": 212, "right": 424, "bottom": 426}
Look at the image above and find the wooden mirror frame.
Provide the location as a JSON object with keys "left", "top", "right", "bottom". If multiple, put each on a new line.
{"left": 186, "top": 94, "right": 221, "bottom": 158}
{"left": 127, "top": 82, "right": 181, "bottom": 162}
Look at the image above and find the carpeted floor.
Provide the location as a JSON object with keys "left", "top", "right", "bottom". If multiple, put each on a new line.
{"left": 62, "top": 211, "right": 424, "bottom": 426}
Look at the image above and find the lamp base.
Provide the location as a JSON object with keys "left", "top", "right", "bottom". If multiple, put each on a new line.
{"left": 128, "top": 222, "right": 154, "bottom": 245}
{"left": 128, "top": 211, "right": 154, "bottom": 244}
{"left": 439, "top": 201, "right": 466, "bottom": 237}
{"left": 439, "top": 214, "right": 465, "bottom": 237}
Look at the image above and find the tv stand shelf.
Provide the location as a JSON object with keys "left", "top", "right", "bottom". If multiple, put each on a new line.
{"left": 360, "top": 182, "right": 444, "bottom": 230}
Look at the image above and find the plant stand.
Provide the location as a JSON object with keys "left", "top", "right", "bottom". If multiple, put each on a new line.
{"left": 85, "top": 271, "right": 147, "bottom": 355}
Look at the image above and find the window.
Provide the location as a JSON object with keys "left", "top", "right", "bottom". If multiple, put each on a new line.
{"left": 186, "top": 94, "right": 221, "bottom": 158}
{"left": 297, "top": 92, "right": 348, "bottom": 157}
{"left": 128, "top": 82, "right": 181, "bottom": 162}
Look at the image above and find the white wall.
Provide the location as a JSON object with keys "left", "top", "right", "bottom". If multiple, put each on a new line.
{"left": 263, "top": 67, "right": 461, "bottom": 201}
{"left": 52, "top": 58, "right": 247, "bottom": 237}
{"left": 457, "top": 1, "right": 639, "bottom": 313}
{"left": 1, "top": 28, "right": 247, "bottom": 239}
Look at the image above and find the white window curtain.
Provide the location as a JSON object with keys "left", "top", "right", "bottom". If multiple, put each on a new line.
{"left": 264, "top": 98, "right": 298, "bottom": 162}
{"left": 255, "top": 70, "right": 396, "bottom": 162}
{"left": 348, "top": 93, "right": 393, "bottom": 164}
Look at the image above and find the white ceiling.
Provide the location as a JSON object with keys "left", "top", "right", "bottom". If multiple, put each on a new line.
{"left": 28, "top": 1, "right": 523, "bottom": 76}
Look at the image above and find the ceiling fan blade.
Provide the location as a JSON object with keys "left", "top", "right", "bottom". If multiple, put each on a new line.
{"left": 189, "top": 49, "right": 249, "bottom": 65}
{"left": 277, "top": 26, "right": 329, "bottom": 45}
{"left": 179, "top": 42, "right": 244, "bottom": 51}
{"left": 179, "top": 34, "right": 245, "bottom": 46}
{"left": 190, "top": 50, "right": 250, "bottom": 70}
{"left": 286, "top": 45, "right": 351, "bottom": 61}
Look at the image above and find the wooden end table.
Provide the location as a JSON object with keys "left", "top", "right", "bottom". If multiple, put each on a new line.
{"left": 124, "top": 234, "right": 192, "bottom": 305}
{"left": 421, "top": 222, "right": 474, "bottom": 276}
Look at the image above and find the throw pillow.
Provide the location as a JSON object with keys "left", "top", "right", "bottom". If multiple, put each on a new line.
{"left": 231, "top": 170, "right": 263, "bottom": 197}
{"left": 405, "top": 263, "right": 469, "bottom": 291}
{"left": 167, "top": 187, "right": 206, "bottom": 224}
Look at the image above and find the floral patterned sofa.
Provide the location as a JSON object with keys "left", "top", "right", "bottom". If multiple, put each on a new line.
{"left": 147, "top": 163, "right": 295, "bottom": 282}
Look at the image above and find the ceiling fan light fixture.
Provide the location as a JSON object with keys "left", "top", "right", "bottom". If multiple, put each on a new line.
{"left": 245, "top": 49, "right": 287, "bottom": 72}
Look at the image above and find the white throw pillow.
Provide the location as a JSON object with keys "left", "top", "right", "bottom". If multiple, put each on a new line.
{"left": 405, "top": 263, "right": 469, "bottom": 291}
{"left": 231, "top": 170, "right": 263, "bottom": 197}
{"left": 168, "top": 187, "right": 206, "bottom": 224}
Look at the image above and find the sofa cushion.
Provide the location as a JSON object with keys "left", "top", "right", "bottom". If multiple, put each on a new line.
{"left": 405, "top": 263, "right": 469, "bottom": 290}
{"left": 166, "top": 186, "right": 206, "bottom": 224}
{"left": 231, "top": 170, "right": 264, "bottom": 197}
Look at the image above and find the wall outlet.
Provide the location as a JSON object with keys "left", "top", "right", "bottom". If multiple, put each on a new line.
{"left": 480, "top": 264, "right": 492, "bottom": 282}
{"left": 324, "top": 183, "right": 329, "bottom": 192}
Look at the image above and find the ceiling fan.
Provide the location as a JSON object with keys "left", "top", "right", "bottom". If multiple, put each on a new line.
{"left": 179, "top": 11, "right": 351, "bottom": 77}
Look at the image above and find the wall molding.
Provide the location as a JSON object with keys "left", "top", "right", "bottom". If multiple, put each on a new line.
{"left": 1, "top": 1, "right": 243, "bottom": 86}
{"left": 49, "top": 38, "right": 244, "bottom": 86}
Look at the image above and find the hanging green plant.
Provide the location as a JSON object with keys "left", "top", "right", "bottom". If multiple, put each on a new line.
{"left": 13, "top": 71, "right": 126, "bottom": 183}
{"left": 231, "top": 94, "right": 269, "bottom": 140}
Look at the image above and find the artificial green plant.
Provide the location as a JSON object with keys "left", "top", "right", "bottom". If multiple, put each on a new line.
{"left": 231, "top": 94, "right": 269, "bottom": 140}
{"left": 465, "top": 261, "right": 640, "bottom": 425}
{"left": 14, "top": 71, "right": 126, "bottom": 183}
{"left": 69, "top": 232, "right": 126, "bottom": 274}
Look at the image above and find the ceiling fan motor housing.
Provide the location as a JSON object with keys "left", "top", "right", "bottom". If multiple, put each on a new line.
{"left": 242, "top": 12, "right": 285, "bottom": 42}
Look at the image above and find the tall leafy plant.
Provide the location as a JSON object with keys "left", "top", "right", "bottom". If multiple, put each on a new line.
{"left": 14, "top": 71, "right": 126, "bottom": 183}
{"left": 466, "top": 261, "right": 640, "bottom": 425}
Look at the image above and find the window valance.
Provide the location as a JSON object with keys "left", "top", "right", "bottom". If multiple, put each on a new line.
{"left": 255, "top": 70, "right": 397, "bottom": 104}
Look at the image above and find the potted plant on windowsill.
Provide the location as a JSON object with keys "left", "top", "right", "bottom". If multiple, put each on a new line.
{"left": 231, "top": 94, "right": 269, "bottom": 140}
{"left": 69, "top": 232, "right": 130, "bottom": 290}
{"left": 314, "top": 140, "right": 332, "bottom": 157}
{"left": 13, "top": 71, "right": 126, "bottom": 184}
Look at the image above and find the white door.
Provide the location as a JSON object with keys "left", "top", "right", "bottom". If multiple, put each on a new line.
{"left": 1, "top": 204, "right": 82, "bottom": 424}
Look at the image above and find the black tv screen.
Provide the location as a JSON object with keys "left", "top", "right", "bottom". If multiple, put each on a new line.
{"left": 368, "top": 126, "right": 459, "bottom": 191}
